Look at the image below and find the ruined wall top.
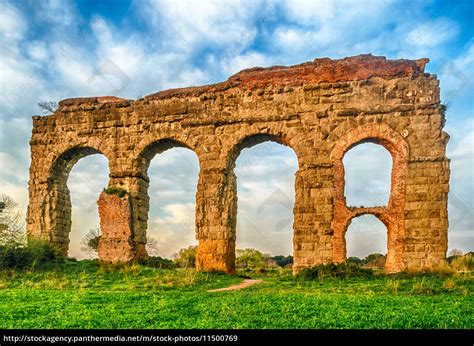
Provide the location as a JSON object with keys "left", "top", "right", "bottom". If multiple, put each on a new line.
{"left": 55, "top": 54, "right": 430, "bottom": 112}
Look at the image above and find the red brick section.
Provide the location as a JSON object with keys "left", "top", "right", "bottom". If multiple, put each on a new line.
{"left": 97, "top": 192, "right": 136, "bottom": 263}
{"left": 330, "top": 123, "right": 409, "bottom": 273}
{"left": 57, "top": 54, "right": 428, "bottom": 108}
{"left": 146, "top": 54, "right": 428, "bottom": 100}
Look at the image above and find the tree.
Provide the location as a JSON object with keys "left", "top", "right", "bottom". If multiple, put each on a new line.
{"left": 146, "top": 236, "right": 160, "bottom": 257}
{"left": 80, "top": 225, "right": 102, "bottom": 257}
{"left": 271, "top": 255, "right": 294, "bottom": 267}
{"left": 347, "top": 256, "right": 363, "bottom": 265}
{"left": 236, "top": 248, "right": 270, "bottom": 269}
{"left": 363, "top": 253, "right": 386, "bottom": 268}
{"left": 0, "top": 195, "right": 26, "bottom": 246}
{"left": 37, "top": 101, "right": 58, "bottom": 114}
{"left": 448, "top": 248, "right": 463, "bottom": 257}
{"left": 173, "top": 245, "right": 197, "bottom": 268}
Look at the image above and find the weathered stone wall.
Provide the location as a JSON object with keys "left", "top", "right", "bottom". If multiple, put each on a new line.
{"left": 27, "top": 54, "right": 450, "bottom": 273}
{"left": 97, "top": 192, "right": 137, "bottom": 263}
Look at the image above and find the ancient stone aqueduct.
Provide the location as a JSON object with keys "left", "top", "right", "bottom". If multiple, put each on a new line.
{"left": 27, "top": 55, "right": 450, "bottom": 273}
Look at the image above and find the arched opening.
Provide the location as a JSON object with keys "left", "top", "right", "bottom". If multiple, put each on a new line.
{"left": 343, "top": 142, "right": 392, "bottom": 207}
{"left": 231, "top": 134, "right": 298, "bottom": 270}
{"left": 345, "top": 214, "right": 387, "bottom": 268}
{"left": 48, "top": 147, "right": 109, "bottom": 258}
{"left": 331, "top": 124, "right": 409, "bottom": 272}
{"left": 139, "top": 139, "right": 199, "bottom": 261}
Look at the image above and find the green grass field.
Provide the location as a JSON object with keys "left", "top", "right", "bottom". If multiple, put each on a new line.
{"left": 0, "top": 260, "right": 472, "bottom": 329}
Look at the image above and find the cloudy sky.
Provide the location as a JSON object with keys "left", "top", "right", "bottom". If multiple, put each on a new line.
{"left": 0, "top": 0, "right": 472, "bottom": 259}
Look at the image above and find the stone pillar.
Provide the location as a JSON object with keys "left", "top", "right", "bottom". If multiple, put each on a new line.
{"left": 27, "top": 175, "right": 72, "bottom": 255}
{"left": 293, "top": 165, "right": 334, "bottom": 273}
{"left": 97, "top": 191, "right": 135, "bottom": 262}
{"left": 196, "top": 167, "right": 237, "bottom": 273}
{"left": 107, "top": 174, "right": 149, "bottom": 260}
{"left": 403, "top": 158, "right": 450, "bottom": 269}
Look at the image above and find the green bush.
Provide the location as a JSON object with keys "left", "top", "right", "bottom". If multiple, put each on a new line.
{"left": 271, "top": 255, "right": 293, "bottom": 267}
{"left": 297, "top": 262, "right": 374, "bottom": 280}
{"left": 347, "top": 256, "right": 363, "bottom": 265}
{"left": 140, "top": 256, "right": 176, "bottom": 269}
{"left": 103, "top": 187, "right": 127, "bottom": 198}
{"left": 0, "top": 241, "right": 61, "bottom": 270}
{"left": 173, "top": 246, "right": 197, "bottom": 268}
{"left": 236, "top": 248, "right": 269, "bottom": 269}
{"left": 450, "top": 253, "right": 473, "bottom": 272}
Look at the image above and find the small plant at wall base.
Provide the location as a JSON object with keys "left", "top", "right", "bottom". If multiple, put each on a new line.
{"left": 103, "top": 187, "right": 127, "bottom": 198}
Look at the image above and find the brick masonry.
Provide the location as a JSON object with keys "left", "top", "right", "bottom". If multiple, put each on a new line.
{"left": 26, "top": 54, "right": 450, "bottom": 273}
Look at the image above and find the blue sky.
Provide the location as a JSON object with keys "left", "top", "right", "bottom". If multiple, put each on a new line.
{"left": 0, "top": 0, "right": 472, "bottom": 258}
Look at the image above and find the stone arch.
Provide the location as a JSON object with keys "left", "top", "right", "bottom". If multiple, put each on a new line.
{"left": 217, "top": 132, "right": 299, "bottom": 271}
{"left": 44, "top": 146, "right": 111, "bottom": 255}
{"left": 330, "top": 123, "right": 409, "bottom": 272}
{"left": 225, "top": 133, "right": 295, "bottom": 170}
{"left": 135, "top": 138, "right": 198, "bottom": 180}
{"left": 128, "top": 138, "right": 200, "bottom": 259}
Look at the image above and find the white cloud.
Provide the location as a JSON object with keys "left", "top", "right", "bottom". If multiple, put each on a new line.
{"left": 0, "top": 3, "right": 43, "bottom": 116}
{"left": 26, "top": 41, "right": 49, "bottom": 62}
{"left": 66, "top": 155, "right": 109, "bottom": 259}
{"left": 149, "top": 203, "right": 197, "bottom": 258}
{"left": 453, "top": 42, "right": 474, "bottom": 71}
{"left": 449, "top": 121, "right": 474, "bottom": 173}
{"left": 154, "top": 203, "right": 195, "bottom": 225}
{"left": 0, "top": 152, "right": 28, "bottom": 182}
{"left": 145, "top": 0, "right": 264, "bottom": 51}
{"left": 0, "top": 1, "right": 26, "bottom": 44}
{"left": 346, "top": 214, "right": 387, "bottom": 257}
{"left": 219, "top": 51, "right": 271, "bottom": 76}
{"left": 343, "top": 143, "right": 392, "bottom": 207}
{"left": 405, "top": 17, "right": 459, "bottom": 47}
{"left": 32, "top": 0, "right": 76, "bottom": 27}
{"left": 272, "top": 27, "right": 307, "bottom": 53}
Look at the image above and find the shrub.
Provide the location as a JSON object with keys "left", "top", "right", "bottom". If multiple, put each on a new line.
{"left": 363, "top": 253, "right": 386, "bottom": 269}
{"left": 450, "top": 253, "right": 473, "bottom": 272}
{"left": 0, "top": 246, "right": 32, "bottom": 269}
{"left": 411, "top": 278, "right": 434, "bottom": 295}
{"left": 103, "top": 187, "right": 127, "bottom": 198}
{"left": 236, "top": 248, "right": 269, "bottom": 269}
{"left": 347, "top": 256, "right": 363, "bottom": 265}
{"left": 140, "top": 256, "right": 176, "bottom": 269}
{"left": 173, "top": 246, "right": 197, "bottom": 268}
{"left": 297, "top": 262, "right": 374, "bottom": 280}
{"left": 386, "top": 279, "right": 400, "bottom": 294}
{"left": 432, "top": 263, "right": 457, "bottom": 277}
{"left": 0, "top": 241, "right": 61, "bottom": 270}
{"left": 442, "top": 278, "right": 456, "bottom": 290}
{"left": 271, "top": 255, "right": 293, "bottom": 267}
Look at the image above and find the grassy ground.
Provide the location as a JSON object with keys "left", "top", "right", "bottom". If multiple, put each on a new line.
{"left": 0, "top": 260, "right": 472, "bottom": 329}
